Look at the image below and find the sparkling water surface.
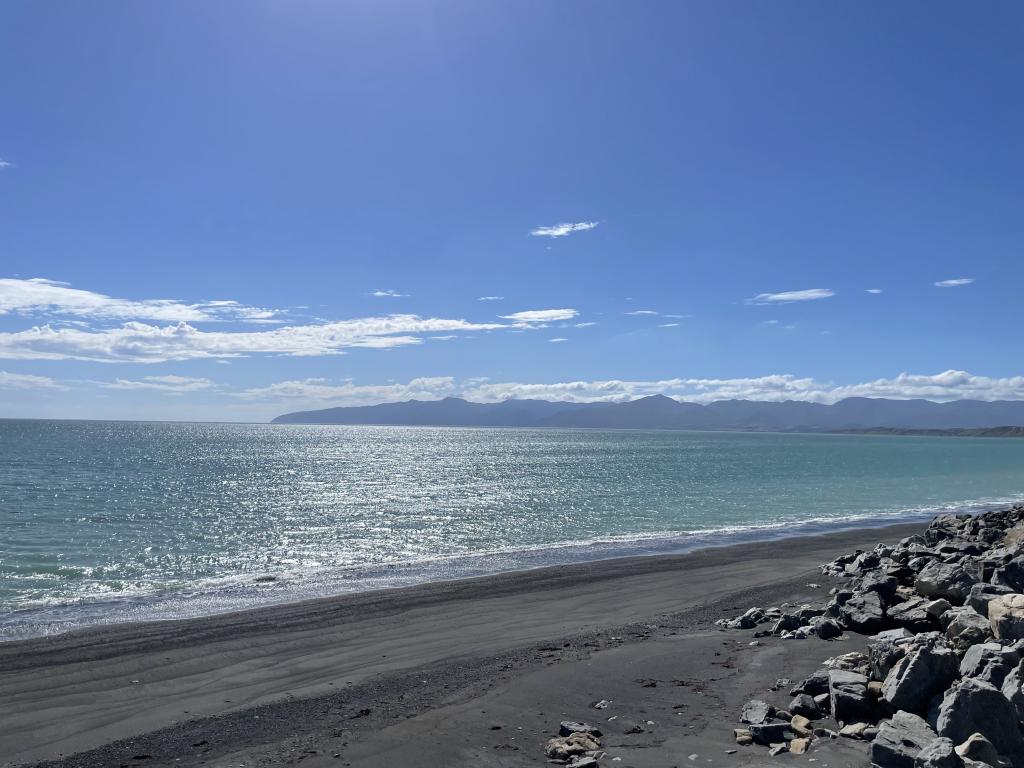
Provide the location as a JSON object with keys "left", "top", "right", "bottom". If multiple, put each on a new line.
{"left": 3, "top": 419, "right": 1024, "bottom": 640}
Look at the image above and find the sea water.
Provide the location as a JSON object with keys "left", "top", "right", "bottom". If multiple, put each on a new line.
{"left": 3, "top": 419, "right": 1024, "bottom": 640}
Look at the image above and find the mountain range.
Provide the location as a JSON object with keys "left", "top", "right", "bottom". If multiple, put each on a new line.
{"left": 271, "top": 395, "right": 1024, "bottom": 432}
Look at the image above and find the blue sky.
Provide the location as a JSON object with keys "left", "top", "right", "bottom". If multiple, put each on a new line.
{"left": 1, "top": 1, "right": 1023, "bottom": 421}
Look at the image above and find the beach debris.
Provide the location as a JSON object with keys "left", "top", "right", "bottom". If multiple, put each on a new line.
{"left": 559, "top": 721, "right": 602, "bottom": 738}
{"left": 733, "top": 727, "right": 753, "bottom": 745}
{"left": 592, "top": 699, "right": 610, "bottom": 709}
{"left": 545, "top": 731, "right": 601, "bottom": 760}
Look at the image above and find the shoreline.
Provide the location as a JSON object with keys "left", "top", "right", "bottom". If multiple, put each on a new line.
{"left": 0, "top": 520, "right": 924, "bottom": 767}
{"left": 7, "top": 499, "right": 1018, "bottom": 644}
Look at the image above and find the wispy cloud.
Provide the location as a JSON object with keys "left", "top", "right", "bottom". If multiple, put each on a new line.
{"left": 0, "top": 278, "right": 283, "bottom": 323}
{"left": 549, "top": 337, "right": 568, "bottom": 343}
{"left": 0, "top": 159, "right": 12, "bottom": 169}
{"left": 238, "top": 376, "right": 460, "bottom": 403}
{"left": 747, "top": 288, "right": 835, "bottom": 305}
{"left": 934, "top": 278, "right": 974, "bottom": 288}
{"left": 624, "top": 310, "right": 658, "bottom": 316}
{"left": 104, "top": 375, "right": 216, "bottom": 394}
{"left": 0, "top": 370, "right": 67, "bottom": 390}
{"left": 530, "top": 221, "right": 599, "bottom": 238}
{"left": 574, "top": 321, "right": 597, "bottom": 328}
{"left": 865, "top": 288, "right": 883, "bottom": 294}
{"left": 477, "top": 296, "right": 504, "bottom": 301}
{"left": 370, "top": 289, "right": 409, "bottom": 298}
{"left": 662, "top": 314, "right": 694, "bottom": 319}
{"left": 0, "top": 315, "right": 509, "bottom": 363}
{"left": 658, "top": 323, "right": 679, "bottom": 328}
{"left": 499, "top": 309, "right": 579, "bottom": 323}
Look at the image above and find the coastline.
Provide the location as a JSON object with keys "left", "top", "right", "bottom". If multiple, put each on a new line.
{"left": 0, "top": 520, "right": 924, "bottom": 767}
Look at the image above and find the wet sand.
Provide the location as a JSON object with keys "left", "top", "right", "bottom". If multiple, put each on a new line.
{"left": 0, "top": 522, "right": 923, "bottom": 767}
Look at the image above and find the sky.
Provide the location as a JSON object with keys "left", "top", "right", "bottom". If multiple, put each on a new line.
{"left": 1, "top": 1, "right": 1023, "bottom": 421}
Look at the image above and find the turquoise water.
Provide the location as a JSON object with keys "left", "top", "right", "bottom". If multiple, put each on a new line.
{"left": 3, "top": 419, "right": 1024, "bottom": 640}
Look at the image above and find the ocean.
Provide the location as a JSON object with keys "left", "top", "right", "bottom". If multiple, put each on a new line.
{"left": 3, "top": 419, "right": 1024, "bottom": 641}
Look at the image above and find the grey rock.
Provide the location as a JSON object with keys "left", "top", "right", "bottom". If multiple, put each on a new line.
{"left": 927, "top": 598, "right": 953, "bottom": 617}
{"left": 969, "top": 583, "right": 1016, "bottom": 616}
{"left": 809, "top": 615, "right": 843, "bottom": 639}
{"left": 882, "top": 644, "right": 959, "bottom": 714}
{"left": 989, "top": 593, "right": 1024, "bottom": 640}
{"left": 790, "top": 668, "right": 830, "bottom": 697}
{"left": 993, "top": 560, "right": 1024, "bottom": 592}
{"left": 829, "top": 669, "right": 876, "bottom": 724}
{"left": 959, "top": 642, "right": 1019, "bottom": 687}
{"left": 871, "top": 636, "right": 910, "bottom": 681}
{"left": 933, "top": 677, "right": 1024, "bottom": 757}
{"left": 955, "top": 734, "right": 1004, "bottom": 767}
{"left": 739, "top": 699, "right": 774, "bottom": 725}
{"left": 916, "top": 561, "right": 980, "bottom": 605}
{"left": 944, "top": 606, "right": 992, "bottom": 648}
{"left": 871, "top": 710, "right": 938, "bottom": 768}
{"left": 559, "top": 721, "right": 602, "bottom": 737}
{"left": 1000, "top": 658, "right": 1024, "bottom": 722}
{"left": 857, "top": 571, "right": 900, "bottom": 603}
{"left": 748, "top": 721, "right": 794, "bottom": 745}
{"left": 788, "top": 693, "right": 821, "bottom": 719}
{"left": 838, "top": 590, "right": 887, "bottom": 634}
{"left": 914, "top": 738, "right": 963, "bottom": 768}
{"left": 891, "top": 596, "right": 941, "bottom": 632}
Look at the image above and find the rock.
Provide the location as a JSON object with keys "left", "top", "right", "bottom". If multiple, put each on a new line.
{"left": 789, "top": 737, "right": 811, "bottom": 754}
{"left": 882, "top": 644, "right": 959, "bottom": 714}
{"left": 959, "top": 642, "right": 1019, "bottom": 687}
{"left": 858, "top": 571, "right": 900, "bottom": 603}
{"left": 749, "top": 722, "right": 795, "bottom": 745}
{"left": 559, "top": 721, "right": 602, "bottom": 737}
{"left": 838, "top": 590, "right": 887, "bottom": 634}
{"left": 1001, "top": 658, "right": 1024, "bottom": 722}
{"left": 933, "top": 677, "right": 1024, "bottom": 758}
{"left": 927, "top": 598, "right": 953, "bottom": 617}
{"left": 955, "top": 734, "right": 1004, "bottom": 767}
{"left": 768, "top": 743, "right": 788, "bottom": 756}
{"left": 891, "top": 596, "right": 940, "bottom": 632}
{"left": 913, "top": 738, "right": 963, "bottom": 768}
{"left": 739, "top": 699, "right": 774, "bottom": 725}
{"left": 790, "top": 715, "right": 814, "bottom": 737}
{"left": 567, "top": 758, "right": 599, "bottom": 768}
{"left": 734, "top": 728, "right": 753, "bottom": 745}
{"left": 829, "top": 669, "right": 876, "bottom": 724}
{"left": 825, "top": 651, "right": 871, "bottom": 674}
{"left": 993, "top": 560, "right": 1024, "bottom": 592}
{"left": 989, "top": 593, "right": 1024, "bottom": 640}
{"left": 809, "top": 615, "right": 843, "bottom": 639}
{"left": 916, "top": 561, "right": 979, "bottom": 605}
{"left": 968, "top": 583, "right": 1016, "bottom": 616}
{"left": 944, "top": 606, "right": 992, "bottom": 648}
{"left": 870, "top": 635, "right": 910, "bottom": 680}
{"left": 789, "top": 693, "right": 821, "bottom": 719}
{"left": 871, "top": 711, "right": 938, "bottom": 768}
{"left": 545, "top": 732, "right": 600, "bottom": 760}
{"left": 791, "top": 669, "right": 830, "bottom": 697}
{"left": 839, "top": 722, "right": 870, "bottom": 739}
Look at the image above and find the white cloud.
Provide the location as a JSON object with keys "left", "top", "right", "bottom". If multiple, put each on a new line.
{"left": 0, "top": 278, "right": 282, "bottom": 323}
{"left": 0, "top": 315, "right": 509, "bottom": 363}
{"left": 0, "top": 370, "right": 67, "bottom": 390}
{"left": 104, "top": 375, "right": 216, "bottom": 394}
{"left": 574, "top": 322, "right": 597, "bottom": 328}
{"left": 866, "top": 288, "right": 883, "bottom": 294}
{"left": 549, "top": 337, "right": 568, "bottom": 343}
{"left": 935, "top": 278, "right": 974, "bottom": 288}
{"left": 748, "top": 288, "right": 835, "bottom": 305}
{"left": 499, "top": 309, "right": 579, "bottom": 323}
{"left": 530, "top": 221, "right": 599, "bottom": 238}
{"left": 371, "top": 289, "right": 409, "bottom": 297}
{"left": 477, "top": 296, "right": 504, "bottom": 301}
{"left": 625, "top": 310, "right": 658, "bottom": 316}
{"left": 658, "top": 323, "right": 679, "bottom": 328}
{"left": 238, "top": 376, "right": 460, "bottom": 404}
{"left": 662, "top": 314, "right": 694, "bottom": 319}
{"left": 0, "top": 159, "right": 12, "bottom": 169}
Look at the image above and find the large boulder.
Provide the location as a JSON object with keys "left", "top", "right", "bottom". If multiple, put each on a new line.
{"left": 944, "top": 606, "right": 993, "bottom": 648}
{"left": 790, "top": 668, "right": 830, "bottom": 697}
{"left": 857, "top": 571, "right": 900, "bottom": 603}
{"left": 882, "top": 644, "right": 959, "bottom": 714}
{"left": 989, "top": 593, "right": 1024, "bottom": 640}
{"left": 955, "top": 733, "right": 1006, "bottom": 767}
{"left": 993, "top": 560, "right": 1024, "bottom": 592}
{"left": 913, "top": 738, "right": 963, "bottom": 768}
{"left": 839, "top": 590, "right": 887, "bottom": 634}
{"left": 916, "top": 561, "right": 979, "bottom": 605}
{"left": 959, "top": 642, "right": 1019, "bottom": 688}
{"left": 891, "top": 596, "right": 941, "bottom": 632}
{"left": 789, "top": 693, "right": 821, "bottom": 720}
{"left": 748, "top": 721, "right": 795, "bottom": 745}
{"left": 871, "top": 710, "right": 938, "bottom": 768}
{"left": 829, "top": 669, "right": 876, "bottom": 725}
{"left": 739, "top": 699, "right": 773, "bottom": 725}
{"left": 1000, "top": 658, "right": 1024, "bottom": 722}
{"left": 969, "top": 583, "right": 1016, "bottom": 616}
{"left": 933, "top": 677, "right": 1024, "bottom": 758}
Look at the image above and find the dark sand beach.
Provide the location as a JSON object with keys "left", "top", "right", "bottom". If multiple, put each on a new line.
{"left": 0, "top": 523, "right": 924, "bottom": 768}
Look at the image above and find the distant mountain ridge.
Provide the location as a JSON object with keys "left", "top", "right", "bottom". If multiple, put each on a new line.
{"left": 271, "top": 395, "right": 1024, "bottom": 432}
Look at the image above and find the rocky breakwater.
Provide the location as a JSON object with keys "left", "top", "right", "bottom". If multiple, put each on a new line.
{"left": 719, "top": 505, "right": 1024, "bottom": 768}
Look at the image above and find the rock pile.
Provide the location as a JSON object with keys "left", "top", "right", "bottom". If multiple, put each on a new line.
{"left": 545, "top": 721, "right": 603, "bottom": 766}
{"left": 720, "top": 505, "right": 1024, "bottom": 767}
